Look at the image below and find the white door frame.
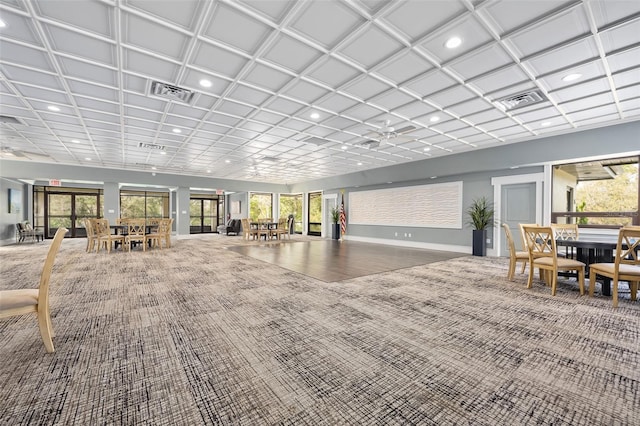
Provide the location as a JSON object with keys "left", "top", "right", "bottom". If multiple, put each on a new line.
{"left": 491, "top": 172, "right": 544, "bottom": 257}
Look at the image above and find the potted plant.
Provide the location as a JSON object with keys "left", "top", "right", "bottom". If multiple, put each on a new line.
{"left": 466, "top": 196, "right": 494, "bottom": 256}
{"left": 330, "top": 206, "right": 340, "bottom": 240}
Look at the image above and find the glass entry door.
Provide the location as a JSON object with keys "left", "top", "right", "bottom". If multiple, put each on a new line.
{"left": 190, "top": 197, "right": 218, "bottom": 233}
{"left": 308, "top": 191, "right": 322, "bottom": 236}
{"left": 47, "top": 192, "right": 99, "bottom": 238}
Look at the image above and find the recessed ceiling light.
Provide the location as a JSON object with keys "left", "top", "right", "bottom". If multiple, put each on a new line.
{"left": 357, "top": 162, "right": 362, "bottom": 166}
{"left": 71, "top": 139, "right": 80, "bottom": 144}
{"left": 85, "top": 157, "right": 91, "bottom": 161}
{"left": 0, "top": 19, "right": 6, "bottom": 28}
{"left": 541, "top": 121, "right": 552, "bottom": 127}
{"left": 225, "top": 159, "right": 230, "bottom": 164}
{"left": 509, "top": 166, "right": 520, "bottom": 169}
{"left": 172, "top": 128, "right": 182, "bottom": 134}
{"left": 430, "top": 176, "right": 437, "bottom": 179}
{"left": 160, "top": 151, "right": 167, "bottom": 155}
{"left": 423, "top": 147, "right": 431, "bottom": 151}
{"left": 445, "top": 36, "right": 462, "bottom": 49}
{"left": 310, "top": 112, "right": 320, "bottom": 120}
{"left": 199, "top": 79, "right": 212, "bottom": 88}
{"left": 387, "top": 181, "right": 393, "bottom": 184}
{"left": 430, "top": 116, "right": 440, "bottom": 123}
{"left": 341, "top": 145, "right": 348, "bottom": 150}
{"left": 206, "top": 169, "right": 211, "bottom": 173}
{"left": 151, "top": 166, "right": 157, "bottom": 170}
{"left": 47, "top": 105, "right": 60, "bottom": 112}
{"left": 562, "top": 73, "right": 582, "bottom": 82}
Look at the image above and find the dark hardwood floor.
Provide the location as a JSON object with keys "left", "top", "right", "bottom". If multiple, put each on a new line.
{"left": 228, "top": 239, "right": 466, "bottom": 282}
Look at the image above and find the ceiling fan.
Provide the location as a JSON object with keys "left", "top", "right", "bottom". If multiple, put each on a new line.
{"left": 358, "top": 120, "right": 417, "bottom": 149}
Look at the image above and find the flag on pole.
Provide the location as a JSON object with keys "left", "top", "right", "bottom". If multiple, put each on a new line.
{"left": 339, "top": 193, "right": 346, "bottom": 236}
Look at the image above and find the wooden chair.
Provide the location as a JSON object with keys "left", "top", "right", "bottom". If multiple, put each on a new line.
{"left": 522, "top": 225, "right": 585, "bottom": 296}
{"left": 502, "top": 223, "right": 529, "bottom": 281}
{"left": 272, "top": 218, "right": 289, "bottom": 240}
{"left": 257, "top": 219, "right": 270, "bottom": 240}
{"left": 124, "top": 218, "right": 147, "bottom": 252}
{"left": 518, "top": 223, "right": 537, "bottom": 274}
{"left": 147, "top": 218, "right": 172, "bottom": 249}
{"left": 552, "top": 223, "right": 579, "bottom": 258}
{"left": 589, "top": 226, "right": 640, "bottom": 308}
{"left": 84, "top": 218, "right": 98, "bottom": 253}
{"left": 241, "top": 219, "right": 258, "bottom": 240}
{"left": 94, "top": 218, "right": 124, "bottom": 253}
{"left": 0, "top": 227, "right": 67, "bottom": 353}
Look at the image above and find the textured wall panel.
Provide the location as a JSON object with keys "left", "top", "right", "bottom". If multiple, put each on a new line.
{"left": 349, "top": 182, "right": 463, "bottom": 228}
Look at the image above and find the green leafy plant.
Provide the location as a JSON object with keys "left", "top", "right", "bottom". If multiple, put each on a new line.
{"left": 330, "top": 206, "right": 340, "bottom": 224}
{"left": 466, "top": 196, "right": 495, "bottom": 230}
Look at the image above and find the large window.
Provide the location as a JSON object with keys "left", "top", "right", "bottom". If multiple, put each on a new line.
{"left": 250, "top": 193, "right": 273, "bottom": 220}
{"left": 120, "top": 191, "right": 169, "bottom": 219}
{"left": 552, "top": 156, "right": 639, "bottom": 227}
{"left": 279, "top": 193, "right": 303, "bottom": 233}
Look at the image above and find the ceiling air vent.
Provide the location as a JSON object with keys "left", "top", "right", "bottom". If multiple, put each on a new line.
{"left": 0, "top": 115, "right": 26, "bottom": 125}
{"left": 498, "top": 89, "right": 548, "bottom": 111}
{"left": 303, "top": 136, "right": 329, "bottom": 146}
{"left": 149, "top": 81, "right": 195, "bottom": 104}
{"left": 138, "top": 142, "right": 166, "bottom": 151}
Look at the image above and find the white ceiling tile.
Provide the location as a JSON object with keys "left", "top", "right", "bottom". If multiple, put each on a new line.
{"left": 244, "top": 62, "right": 294, "bottom": 92}
{"left": 262, "top": 34, "right": 323, "bottom": 74}
{"left": 343, "top": 103, "right": 384, "bottom": 122}
{"left": 560, "top": 92, "right": 614, "bottom": 114}
{"left": 370, "top": 90, "right": 415, "bottom": 111}
{"left": 539, "top": 61, "right": 606, "bottom": 91}
{"left": 551, "top": 77, "right": 612, "bottom": 103}
{"left": 375, "top": 51, "right": 434, "bottom": 85}
{"left": 477, "top": 117, "right": 520, "bottom": 132}
{"left": 282, "top": 80, "right": 329, "bottom": 104}
{"left": 14, "top": 84, "right": 69, "bottom": 105}
{"left": 339, "top": 25, "right": 404, "bottom": 69}
{"left": 568, "top": 104, "right": 618, "bottom": 122}
{"left": 33, "top": 0, "right": 114, "bottom": 38}
{"left": 0, "top": 41, "right": 55, "bottom": 72}
{"left": 481, "top": 0, "right": 574, "bottom": 35}
{"left": 58, "top": 56, "right": 118, "bottom": 86}
{"left": 463, "top": 108, "right": 507, "bottom": 125}
{"left": 447, "top": 44, "right": 512, "bottom": 81}
{"left": 315, "top": 93, "right": 360, "bottom": 114}
{"left": 448, "top": 99, "right": 492, "bottom": 118}
{"left": 525, "top": 38, "right": 599, "bottom": 77}
{"left": 430, "top": 119, "right": 467, "bottom": 133}
{"left": 235, "top": 0, "right": 292, "bottom": 23}
{"left": 44, "top": 23, "right": 116, "bottom": 65}
{"left": 384, "top": 0, "right": 466, "bottom": 42}
{"left": 125, "top": 0, "right": 204, "bottom": 29}
{"left": 0, "top": 8, "right": 42, "bottom": 45}
{"left": 470, "top": 65, "right": 529, "bottom": 95}
{"left": 190, "top": 41, "right": 250, "bottom": 79}
{"left": 290, "top": 1, "right": 364, "bottom": 49}
{"left": 227, "top": 85, "right": 272, "bottom": 106}
{"left": 216, "top": 100, "right": 257, "bottom": 118}
{"left": 123, "top": 13, "right": 189, "bottom": 61}
{"left": 615, "top": 85, "right": 640, "bottom": 102}
{"left": 404, "top": 70, "right": 456, "bottom": 97}
{"left": 599, "top": 19, "right": 640, "bottom": 54}
{"left": 265, "top": 97, "right": 306, "bottom": 116}
{"left": 393, "top": 100, "right": 436, "bottom": 120}
{"left": 1, "top": 65, "right": 63, "bottom": 92}
{"left": 428, "top": 85, "right": 475, "bottom": 108}
{"left": 204, "top": 3, "right": 272, "bottom": 54}
{"left": 507, "top": 8, "right": 590, "bottom": 57}
{"left": 306, "top": 57, "right": 361, "bottom": 88}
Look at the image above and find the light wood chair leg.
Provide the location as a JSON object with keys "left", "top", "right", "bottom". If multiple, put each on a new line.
{"left": 37, "top": 308, "right": 55, "bottom": 353}
{"left": 631, "top": 281, "right": 638, "bottom": 301}
{"left": 551, "top": 273, "right": 557, "bottom": 296}
{"left": 589, "top": 270, "right": 596, "bottom": 297}
{"left": 613, "top": 279, "right": 619, "bottom": 308}
{"left": 578, "top": 269, "right": 585, "bottom": 296}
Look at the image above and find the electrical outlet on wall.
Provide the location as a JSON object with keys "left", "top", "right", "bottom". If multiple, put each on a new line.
{"left": 486, "top": 238, "right": 491, "bottom": 243}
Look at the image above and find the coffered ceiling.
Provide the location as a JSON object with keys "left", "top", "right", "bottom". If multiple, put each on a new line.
{"left": 1, "top": 0, "right": 639, "bottom": 184}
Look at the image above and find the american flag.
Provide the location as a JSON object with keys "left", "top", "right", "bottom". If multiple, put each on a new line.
{"left": 339, "top": 193, "right": 346, "bottom": 236}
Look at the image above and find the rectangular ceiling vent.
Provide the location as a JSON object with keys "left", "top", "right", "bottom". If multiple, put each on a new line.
{"left": 303, "top": 136, "right": 329, "bottom": 146}
{"left": 149, "top": 81, "right": 195, "bottom": 104}
{"left": 138, "top": 142, "right": 166, "bottom": 151}
{"left": 0, "top": 115, "right": 26, "bottom": 125}
{"left": 498, "top": 89, "right": 548, "bottom": 111}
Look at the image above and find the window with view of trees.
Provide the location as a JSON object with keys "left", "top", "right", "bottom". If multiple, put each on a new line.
{"left": 279, "top": 193, "right": 303, "bottom": 233}
{"left": 120, "top": 191, "right": 169, "bottom": 219}
{"left": 552, "top": 156, "right": 639, "bottom": 227}
{"left": 249, "top": 193, "right": 273, "bottom": 220}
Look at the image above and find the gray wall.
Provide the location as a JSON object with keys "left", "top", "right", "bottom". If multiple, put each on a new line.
{"left": 0, "top": 178, "right": 27, "bottom": 243}
{"left": 1, "top": 120, "right": 638, "bottom": 247}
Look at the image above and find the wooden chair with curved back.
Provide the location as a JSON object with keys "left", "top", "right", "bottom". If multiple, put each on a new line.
{"left": 0, "top": 227, "right": 68, "bottom": 353}
{"left": 124, "top": 218, "right": 147, "bottom": 252}
{"left": 522, "top": 225, "right": 585, "bottom": 296}
{"left": 147, "top": 218, "right": 173, "bottom": 249}
{"left": 83, "top": 218, "right": 98, "bottom": 253}
{"left": 551, "top": 223, "right": 579, "bottom": 258}
{"left": 502, "top": 223, "right": 529, "bottom": 281}
{"left": 589, "top": 226, "right": 640, "bottom": 308}
{"left": 94, "top": 218, "right": 124, "bottom": 253}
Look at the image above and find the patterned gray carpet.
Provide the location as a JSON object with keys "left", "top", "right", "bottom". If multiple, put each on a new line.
{"left": 1, "top": 235, "right": 638, "bottom": 425}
